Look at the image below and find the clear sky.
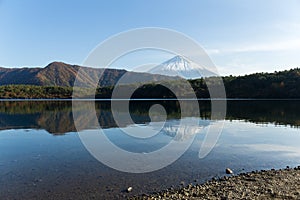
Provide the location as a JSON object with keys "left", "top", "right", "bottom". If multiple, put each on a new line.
{"left": 1, "top": 0, "right": 300, "bottom": 75}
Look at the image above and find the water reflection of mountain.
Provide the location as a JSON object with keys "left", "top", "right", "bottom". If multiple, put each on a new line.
{"left": 0, "top": 101, "right": 118, "bottom": 134}
{"left": 0, "top": 100, "right": 300, "bottom": 135}
{"left": 163, "top": 120, "right": 210, "bottom": 141}
{"left": 0, "top": 101, "right": 183, "bottom": 134}
{"left": 0, "top": 101, "right": 76, "bottom": 134}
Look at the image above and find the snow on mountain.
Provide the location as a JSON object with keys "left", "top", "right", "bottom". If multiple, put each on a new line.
{"left": 148, "top": 55, "right": 216, "bottom": 79}
{"left": 162, "top": 119, "right": 210, "bottom": 141}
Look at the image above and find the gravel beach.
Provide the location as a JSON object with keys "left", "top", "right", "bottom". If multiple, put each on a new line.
{"left": 130, "top": 166, "right": 300, "bottom": 200}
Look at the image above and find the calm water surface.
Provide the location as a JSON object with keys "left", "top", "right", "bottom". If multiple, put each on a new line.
{"left": 0, "top": 100, "right": 300, "bottom": 199}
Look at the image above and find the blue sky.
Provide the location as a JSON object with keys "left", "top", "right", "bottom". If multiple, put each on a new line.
{"left": 0, "top": 0, "right": 300, "bottom": 75}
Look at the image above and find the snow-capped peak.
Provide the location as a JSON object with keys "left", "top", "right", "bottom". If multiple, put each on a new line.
{"left": 148, "top": 55, "right": 215, "bottom": 79}
{"left": 160, "top": 55, "right": 202, "bottom": 71}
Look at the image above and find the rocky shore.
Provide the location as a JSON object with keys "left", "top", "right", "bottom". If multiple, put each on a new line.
{"left": 130, "top": 166, "right": 300, "bottom": 199}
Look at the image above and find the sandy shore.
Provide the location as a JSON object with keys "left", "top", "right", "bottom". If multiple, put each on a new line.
{"left": 130, "top": 166, "right": 300, "bottom": 199}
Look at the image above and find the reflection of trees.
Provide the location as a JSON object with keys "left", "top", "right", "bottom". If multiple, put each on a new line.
{"left": 0, "top": 100, "right": 300, "bottom": 135}
{"left": 226, "top": 100, "right": 300, "bottom": 127}
{"left": 0, "top": 101, "right": 75, "bottom": 134}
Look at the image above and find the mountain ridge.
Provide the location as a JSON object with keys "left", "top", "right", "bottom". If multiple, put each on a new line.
{"left": 0, "top": 61, "right": 179, "bottom": 87}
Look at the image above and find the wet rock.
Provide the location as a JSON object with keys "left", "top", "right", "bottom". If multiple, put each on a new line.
{"left": 127, "top": 187, "right": 133, "bottom": 192}
{"left": 226, "top": 168, "right": 233, "bottom": 174}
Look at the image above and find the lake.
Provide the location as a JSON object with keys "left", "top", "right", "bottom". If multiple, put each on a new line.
{"left": 1, "top": 100, "right": 300, "bottom": 199}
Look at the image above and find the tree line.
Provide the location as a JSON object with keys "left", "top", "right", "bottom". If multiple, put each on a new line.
{"left": 1, "top": 68, "right": 300, "bottom": 99}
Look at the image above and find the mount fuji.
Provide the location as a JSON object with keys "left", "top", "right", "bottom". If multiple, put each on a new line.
{"left": 148, "top": 55, "right": 216, "bottom": 79}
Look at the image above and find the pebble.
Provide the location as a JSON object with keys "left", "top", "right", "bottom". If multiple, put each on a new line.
{"left": 226, "top": 168, "right": 233, "bottom": 174}
{"left": 127, "top": 187, "right": 133, "bottom": 192}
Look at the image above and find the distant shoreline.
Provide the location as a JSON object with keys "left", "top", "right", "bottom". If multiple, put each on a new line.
{"left": 1, "top": 68, "right": 300, "bottom": 99}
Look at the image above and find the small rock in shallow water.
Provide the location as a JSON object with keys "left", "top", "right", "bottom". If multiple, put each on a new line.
{"left": 226, "top": 168, "right": 233, "bottom": 174}
{"left": 127, "top": 187, "right": 133, "bottom": 192}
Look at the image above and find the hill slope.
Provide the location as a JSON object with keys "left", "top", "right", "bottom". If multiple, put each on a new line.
{"left": 0, "top": 62, "right": 179, "bottom": 87}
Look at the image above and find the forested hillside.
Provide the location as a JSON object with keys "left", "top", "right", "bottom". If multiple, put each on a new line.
{"left": 1, "top": 68, "right": 300, "bottom": 99}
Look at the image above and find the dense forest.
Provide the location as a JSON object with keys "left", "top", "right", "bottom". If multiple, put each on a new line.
{"left": 102, "top": 68, "right": 300, "bottom": 99}
{"left": 0, "top": 85, "right": 74, "bottom": 99}
{"left": 222, "top": 68, "right": 300, "bottom": 98}
{"left": 1, "top": 68, "right": 300, "bottom": 99}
